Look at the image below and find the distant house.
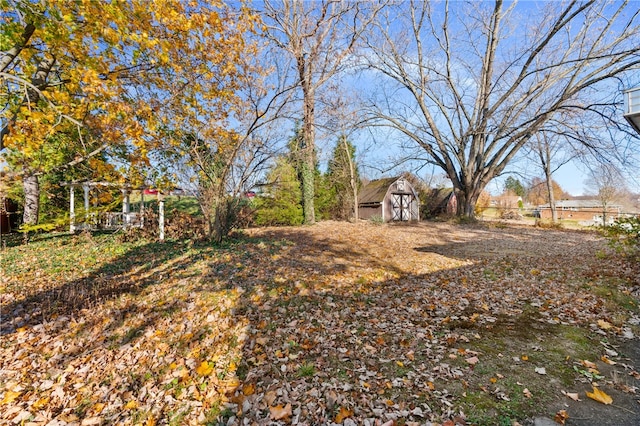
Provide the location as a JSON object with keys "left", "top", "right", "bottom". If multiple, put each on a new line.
{"left": 492, "top": 195, "right": 522, "bottom": 210}
{"left": 538, "top": 200, "right": 621, "bottom": 224}
{"left": 624, "top": 87, "right": 640, "bottom": 134}
{"left": 358, "top": 176, "right": 420, "bottom": 222}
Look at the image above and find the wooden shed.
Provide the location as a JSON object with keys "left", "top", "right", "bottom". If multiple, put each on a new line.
{"left": 358, "top": 176, "right": 420, "bottom": 222}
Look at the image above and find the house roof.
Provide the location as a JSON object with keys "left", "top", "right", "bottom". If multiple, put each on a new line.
{"left": 359, "top": 177, "right": 399, "bottom": 204}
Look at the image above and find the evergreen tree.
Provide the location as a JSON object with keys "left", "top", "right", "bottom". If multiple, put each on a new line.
{"left": 504, "top": 177, "right": 525, "bottom": 197}
{"left": 314, "top": 171, "right": 334, "bottom": 221}
{"left": 254, "top": 158, "right": 303, "bottom": 226}
{"left": 326, "top": 135, "right": 359, "bottom": 220}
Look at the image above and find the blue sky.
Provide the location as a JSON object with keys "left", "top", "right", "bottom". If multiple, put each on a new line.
{"left": 330, "top": 0, "right": 640, "bottom": 199}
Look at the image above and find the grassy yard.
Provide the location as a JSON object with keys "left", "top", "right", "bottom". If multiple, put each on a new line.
{"left": 1, "top": 222, "right": 639, "bottom": 425}
{"left": 128, "top": 194, "right": 203, "bottom": 217}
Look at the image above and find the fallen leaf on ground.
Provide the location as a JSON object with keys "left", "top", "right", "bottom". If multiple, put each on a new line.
{"left": 554, "top": 410, "right": 569, "bottom": 425}
{"left": 270, "top": 403, "right": 292, "bottom": 420}
{"left": 597, "top": 319, "right": 613, "bottom": 330}
{"left": 124, "top": 400, "right": 138, "bottom": 410}
{"left": 32, "top": 397, "right": 50, "bottom": 409}
{"left": 562, "top": 390, "right": 581, "bottom": 401}
{"left": 1, "top": 391, "right": 21, "bottom": 405}
{"left": 264, "top": 391, "right": 277, "bottom": 406}
{"left": 196, "top": 361, "right": 213, "bottom": 376}
{"left": 335, "top": 406, "right": 354, "bottom": 423}
{"left": 242, "top": 383, "right": 255, "bottom": 396}
{"left": 581, "top": 360, "right": 597, "bottom": 369}
{"left": 465, "top": 356, "right": 479, "bottom": 365}
{"left": 534, "top": 367, "right": 546, "bottom": 375}
{"left": 601, "top": 355, "right": 616, "bottom": 365}
{"left": 586, "top": 386, "right": 613, "bottom": 405}
{"left": 523, "top": 388, "right": 532, "bottom": 398}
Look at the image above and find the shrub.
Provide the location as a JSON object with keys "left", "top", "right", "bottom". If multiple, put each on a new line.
{"left": 166, "top": 210, "right": 207, "bottom": 240}
{"left": 534, "top": 219, "right": 563, "bottom": 229}
{"left": 253, "top": 159, "right": 304, "bottom": 226}
{"left": 369, "top": 214, "right": 384, "bottom": 225}
{"left": 605, "top": 216, "right": 640, "bottom": 261}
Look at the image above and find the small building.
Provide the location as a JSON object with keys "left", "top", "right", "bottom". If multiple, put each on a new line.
{"left": 423, "top": 188, "right": 457, "bottom": 218}
{"left": 538, "top": 199, "right": 621, "bottom": 224}
{"left": 358, "top": 176, "right": 419, "bottom": 222}
{"left": 624, "top": 86, "right": 640, "bottom": 134}
{"left": 1, "top": 197, "right": 18, "bottom": 233}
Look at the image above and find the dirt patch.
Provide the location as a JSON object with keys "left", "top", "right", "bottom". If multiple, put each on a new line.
{"left": 539, "top": 336, "right": 640, "bottom": 426}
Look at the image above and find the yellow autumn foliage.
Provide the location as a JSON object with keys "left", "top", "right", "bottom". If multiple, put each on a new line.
{"left": 1, "top": 0, "right": 260, "bottom": 190}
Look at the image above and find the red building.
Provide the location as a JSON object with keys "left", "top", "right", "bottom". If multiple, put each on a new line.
{"left": 538, "top": 200, "right": 621, "bottom": 224}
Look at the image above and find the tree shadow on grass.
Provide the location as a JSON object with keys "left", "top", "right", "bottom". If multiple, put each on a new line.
{"left": 0, "top": 237, "right": 203, "bottom": 335}
{"left": 2, "top": 223, "right": 639, "bottom": 424}
{"left": 227, "top": 225, "right": 640, "bottom": 424}
{"left": 412, "top": 224, "right": 602, "bottom": 261}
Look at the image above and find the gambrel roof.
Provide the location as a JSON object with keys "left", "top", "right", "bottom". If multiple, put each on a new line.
{"left": 358, "top": 177, "right": 400, "bottom": 204}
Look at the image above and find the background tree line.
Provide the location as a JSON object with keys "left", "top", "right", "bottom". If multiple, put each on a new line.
{"left": 2, "top": 0, "right": 639, "bottom": 241}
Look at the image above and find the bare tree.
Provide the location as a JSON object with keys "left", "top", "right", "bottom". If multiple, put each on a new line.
{"left": 320, "top": 81, "right": 367, "bottom": 221}
{"left": 364, "top": 0, "right": 640, "bottom": 217}
{"left": 585, "top": 163, "right": 627, "bottom": 227}
{"left": 263, "top": 0, "right": 383, "bottom": 224}
{"left": 529, "top": 131, "right": 577, "bottom": 222}
{"left": 161, "top": 43, "right": 296, "bottom": 243}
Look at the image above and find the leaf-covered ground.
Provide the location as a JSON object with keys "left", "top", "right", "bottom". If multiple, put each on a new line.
{"left": 1, "top": 221, "right": 640, "bottom": 425}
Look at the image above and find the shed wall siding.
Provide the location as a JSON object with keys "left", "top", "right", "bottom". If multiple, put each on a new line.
{"left": 359, "top": 205, "right": 382, "bottom": 220}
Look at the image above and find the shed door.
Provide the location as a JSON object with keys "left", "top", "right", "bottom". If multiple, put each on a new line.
{"left": 391, "top": 193, "right": 411, "bottom": 221}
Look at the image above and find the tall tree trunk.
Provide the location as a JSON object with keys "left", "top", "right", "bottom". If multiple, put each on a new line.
{"left": 300, "top": 75, "right": 316, "bottom": 225}
{"left": 541, "top": 139, "right": 558, "bottom": 222}
{"left": 341, "top": 136, "right": 358, "bottom": 221}
{"left": 23, "top": 174, "right": 40, "bottom": 226}
{"left": 212, "top": 197, "right": 225, "bottom": 244}
{"left": 351, "top": 169, "right": 358, "bottom": 222}
{"left": 300, "top": 157, "right": 315, "bottom": 224}
{"left": 198, "top": 184, "right": 215, "bottom": 239}
{"left": 455, "top": 186, "right": 479, "bottom": 218}
{"left": 544, "top": 176, "right": 557, "bottom": 222}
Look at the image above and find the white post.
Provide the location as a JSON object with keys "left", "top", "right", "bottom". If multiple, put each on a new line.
{"left": 83, "top": 184, "right": 90, "bottom": 228}
{"left": 122, "top": 189, "right": 130, "bottom": 227}
{"left": 159, "top": 196, "right": 165, "bottom": 241}
{"left": 140, "top": 190, "right": 145, "bottom": 227}
{"left": 83, "top": 185, "right": 90, "bottom": 211}
{"left": 70, "top": 186, "right": 76, "bottom": 233}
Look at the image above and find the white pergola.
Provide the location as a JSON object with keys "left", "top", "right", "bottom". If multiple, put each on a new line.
{"left": 61, "top": 181, "right": 166, "bottom": 240}
{"left": 624, "top": 87, "right": 640, "bottom": 135}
